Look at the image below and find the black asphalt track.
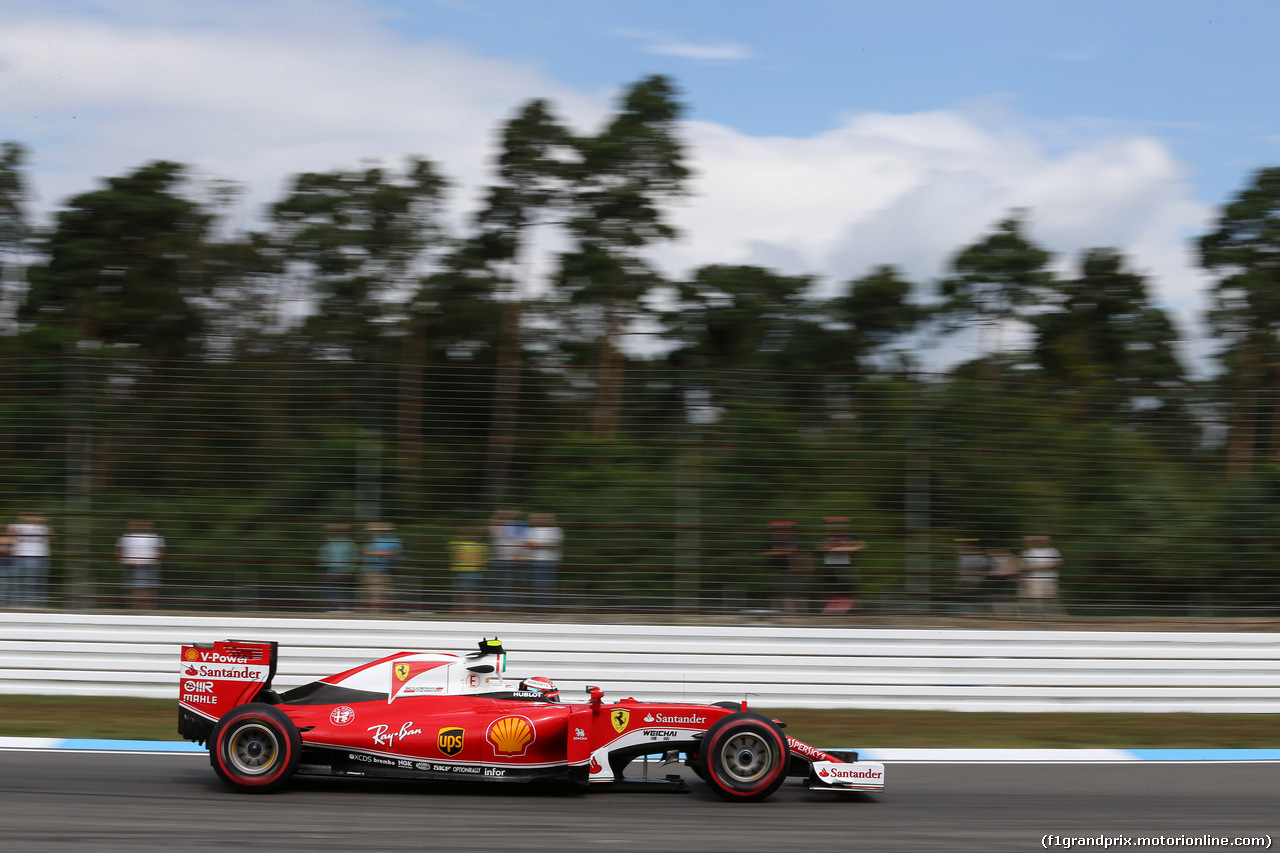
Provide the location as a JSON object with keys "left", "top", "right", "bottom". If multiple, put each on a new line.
{"left": 1, "top": 751, "right": 1275, "bottom": 852}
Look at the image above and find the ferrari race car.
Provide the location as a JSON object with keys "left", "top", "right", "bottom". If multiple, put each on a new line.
{"left": 178, "top": 638, "right": 885, "bottom": 802}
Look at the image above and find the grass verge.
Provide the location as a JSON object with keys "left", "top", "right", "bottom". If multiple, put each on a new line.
{"left": 0, "top": 696, "right": 1277, "bottom": 748}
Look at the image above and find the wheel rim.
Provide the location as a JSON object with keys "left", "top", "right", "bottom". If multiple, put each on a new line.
{"left": 227, "top": 722, "right": 280, "bottom": 776}
{"left": 718, "top": 731, "right": 774, "bottom": 784}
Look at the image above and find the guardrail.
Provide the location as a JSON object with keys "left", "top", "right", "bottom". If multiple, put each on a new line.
{"left": 2, "top": 613, "right": 1279, "bottom": 712}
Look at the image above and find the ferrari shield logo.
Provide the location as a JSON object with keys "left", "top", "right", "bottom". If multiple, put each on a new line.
{"left": 394, "top": 663, "right": 411, "bottom": 682}
{"left": 611, "top": 708, "right": 630, "bottom": 733}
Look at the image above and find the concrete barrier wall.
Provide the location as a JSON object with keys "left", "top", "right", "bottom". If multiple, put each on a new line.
{"left": 3, "top": 612, "right": 1279, "bottom": 712}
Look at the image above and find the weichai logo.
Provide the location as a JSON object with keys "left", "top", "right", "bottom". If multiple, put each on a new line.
{"left": 438, "top": 727, "right": 464, "bottom": 757}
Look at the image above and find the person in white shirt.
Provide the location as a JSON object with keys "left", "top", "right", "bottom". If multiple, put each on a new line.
{"left": 7, "top": 511, "right": 51, "bottom": 607}
{"left": 117, "top": 520, "right": 165, "bottom": 610}
{"left": 1020, "top": 534, "right": 1064, "bottom": 617}
{"left": 488, "top": 510, "right": 528, "bottom": 611}
{"left": 525, "top": 513, "right": 563, "bottom": 609}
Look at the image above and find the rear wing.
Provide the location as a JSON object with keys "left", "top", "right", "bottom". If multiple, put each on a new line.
{"left": 178, "top": 639, "right": 278, "bottom": 744}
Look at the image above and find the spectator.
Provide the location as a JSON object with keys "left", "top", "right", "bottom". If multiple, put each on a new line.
{"left": 526, "top": 513, "right": 564, "bottom": 610}
{"left": 1020, "top": 534, "right": 1065, "bottom": 617}
{"left": 0, "top": 525, "right": 12, "bottom": 607}
{"left": 317, "top": 523, "right": 357, "bottom": 611}
{"left": 117, "top": 519, "right": 164, "bottom": 610}
{"left": 8, "top": 511, "right": 51, "bottom": 608}
{"left": 984, "top": 546, "right": 1023, "bottom": 617}
{"left": 361, "top": 521, "right": 402, "bottom": 614}
{"left": 816, "top": 517, "right": 866, "bottom": 615}
{"left": 448, "top": 527, "right": 487, "bottom": 613}
{"left": 764, "top": 520, "right": 804, "bottom": 614}
{"left": 952, "top": 538, "right": 988, "bottom": 615}
{"left": 488, "top": 510, "right": 527, "bottom": 611}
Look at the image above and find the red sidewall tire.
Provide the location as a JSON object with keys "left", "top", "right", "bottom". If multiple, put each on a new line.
{"left": 211, "top": 703, "right": 301, "bottom": 794}
{"left": 701, "top": 713, "right": 789, "bottom": 802}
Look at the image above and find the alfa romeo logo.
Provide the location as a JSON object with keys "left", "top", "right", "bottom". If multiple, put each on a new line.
{"left": 330, "top": 706, "right": 355, "bottom": 726}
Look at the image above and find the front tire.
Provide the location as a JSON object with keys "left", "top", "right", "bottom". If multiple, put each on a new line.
{"left": 699, "top": 712, "right": 788, "bottom": 802}
{"left": 210, "top": 703, "right": 301, "bottom": 793}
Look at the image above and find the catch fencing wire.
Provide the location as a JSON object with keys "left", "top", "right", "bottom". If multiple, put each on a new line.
{"left": 0, "top": 354, "right": 1273, "bottom": 618}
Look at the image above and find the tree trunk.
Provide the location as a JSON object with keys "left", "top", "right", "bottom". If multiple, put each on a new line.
{"left": 487, "top": 300, "right": 522, "bottom": 504}
{"left": 593, "top": 301, "right": 623, "bottom": 439}
{"left": 397, "top": 312, "right": 426, "bottom": 476}
{"left": 1227, "top": 346, "right": 1258, "bottom": 478}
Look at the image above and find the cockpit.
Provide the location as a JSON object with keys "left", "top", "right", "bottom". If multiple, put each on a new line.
{"left": 281, "top": 638, "right": 559, "bottom": 706}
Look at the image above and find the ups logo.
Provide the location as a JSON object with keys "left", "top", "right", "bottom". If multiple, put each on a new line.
{"left": 438, "top": 727, "right": 465, "bottom": 757}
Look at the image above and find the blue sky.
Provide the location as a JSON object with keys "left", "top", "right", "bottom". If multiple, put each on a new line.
{"left": 2, "top": 1, "right": 1278, "bottom": 370}
{"left": 376, "top": 0, "right": 1279, "bottom": 205}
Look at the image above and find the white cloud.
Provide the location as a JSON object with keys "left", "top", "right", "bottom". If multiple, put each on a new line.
{"left": 0, "top": 3, "right": 605, "bottom": 224}
{"left": 0, "top": 4, "right": 1215, "bottom": 371}
{"left": 655, "top": 108, "right": 1214, "bottom": 370}
{"left": 614, "top": 29, "right": 752, "bottom": 62}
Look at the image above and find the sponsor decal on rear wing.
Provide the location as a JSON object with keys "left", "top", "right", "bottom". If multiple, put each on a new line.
{"left": 179, "top": 640, "right": 278, "bottom": 720}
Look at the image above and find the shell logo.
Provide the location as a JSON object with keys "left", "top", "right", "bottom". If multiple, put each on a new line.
{"left": 486, "top": 715, "right": 535, "bottom": 756}
{"left": 184, "top": 648, "right": 199, "bottom": 661}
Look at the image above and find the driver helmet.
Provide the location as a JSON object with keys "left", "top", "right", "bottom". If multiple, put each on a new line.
{"left": 520, "top": 675, "right": 560, "bottom": 702}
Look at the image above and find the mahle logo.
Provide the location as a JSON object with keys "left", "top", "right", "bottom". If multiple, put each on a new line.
{"left": 438, "top": 727, "right": 464, "bottom": 757}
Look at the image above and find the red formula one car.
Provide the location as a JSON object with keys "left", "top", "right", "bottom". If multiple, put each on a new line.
{"left": 178, "top": 638, "right": 885, "bottom": 802}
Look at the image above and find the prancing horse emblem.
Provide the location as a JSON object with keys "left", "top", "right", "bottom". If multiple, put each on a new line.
{"left": 611, "top": 708, "right": 630, "bottom": 733}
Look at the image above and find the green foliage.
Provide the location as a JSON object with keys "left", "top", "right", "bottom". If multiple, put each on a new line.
{"left": 939, "top": 210, "right": 1054, "bottom": 338}
{"left": 1200, "top": 166, "right": 1280, "bottom": 364}
{"left": 6, "top": 101, "right": 1280, "bottom": 616}
{"left": 20, "top": 161, "right": 212, "bottom": 357}
{"left": 269, "top": 157, "right": 448, "bottom": 359}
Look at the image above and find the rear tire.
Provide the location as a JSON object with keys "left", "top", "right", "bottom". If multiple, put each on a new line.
{"left": 699, "top": 712, "right": 789, "bottom": 802}
{"left": 210, "top": 703, "right": 301, "bottom": 793}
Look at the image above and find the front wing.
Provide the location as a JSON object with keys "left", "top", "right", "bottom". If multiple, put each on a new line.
{"left": 807, "top": 759, "right": 886, "bottom": 792}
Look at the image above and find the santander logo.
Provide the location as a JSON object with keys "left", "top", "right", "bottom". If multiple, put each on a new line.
{"left": 820, "top": 767, "right": 883, "bottom": 780}
{"left": 642, "top": 712, "right": 706, "bottom": 725}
